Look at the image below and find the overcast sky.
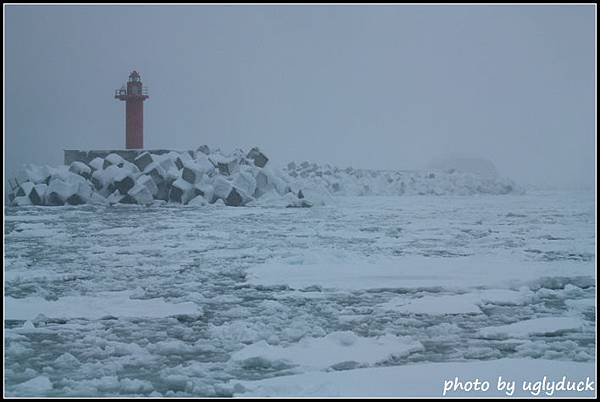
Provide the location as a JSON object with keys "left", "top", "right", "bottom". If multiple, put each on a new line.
{"left": 5, "top": 5, "right": 596, "bottom": 189}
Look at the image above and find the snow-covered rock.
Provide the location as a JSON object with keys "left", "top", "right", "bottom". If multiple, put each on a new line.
{"left": 74, "top": 181, "right": 93, "bottom": 204}
{"left": 29, "top": 183, "right": 48, "bottom": 205}
{"left": 169, "top": 178, "right": 194, "bottom": 204}
{"left": 182, "top": 161, "right": 203, "bottom": 184}
{"left": 175, "top": 151, "right": 193, "bottom": 170}
{"left": 232, "top": 171, "right": 257, "bottom": 198}
{"left": 104, "top": 153, "right": 125, "bottom": 168}
{"left": 112, "top": 168, "right": 135, "bottom": 195}
{"left": 213, "top": 176, "right": 233, "bottom": 201}
{"left": 16, "top": 164, "right": 51, "bottom": 185}
{"left": 128, "top": 182, "right": 154, "bottom": 206}
{"left": 106, "top": 190, "right": 124, "bottom": 205}
{"left": 88, "top": 191, "right": 109, "bottom": 205}
{"left": 195, "top": 183, "right": 215, "bottom": 204}
{"left": 69, "top": 161, "right": 92, "bottom": 179}
{"left": 88, "top": 157, "right": 105, "bottom": 172}
{"left": 196, "top": 144, "right": 211, "bottom": 156}
{"left": 211, "top": 154, "right": 239, "bottom": 176}
{"left": 144, "top": 162, "right": 167, "bottom": 183}
{"left": 255, "top": 168, "right": 290, "bottom": 197}
{"left": 246, "top": 147, "right": 269, "bottom": 168}
{"left": 46, "top": 178, "right": 78, "bottom": 206}
{"left": 194, "top": 154, "right": 216, "bottom": 174}
{"left": 225, "top": 187, "right": 245, "bottom": 207}
{"left": 16, "top": 181, "right": 35, "bottom": 198}
{"left": 122, "top": 161, "right": 141, "bottom": 176}
{"left": 155, "top": 180, "right": 173, "bottom": 202}
{"left": 133, "top": 152, "right": 154, "bottom": 172}
{"left": 136, "top": 174, "right": 158, "bottom": 196}
{"left": 156, "top": 154, "right": 179, "bottom": 179}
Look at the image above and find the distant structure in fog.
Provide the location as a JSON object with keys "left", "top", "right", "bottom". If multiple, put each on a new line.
{"left": 428, "top": 155, "right": 498, "bottom": 178}
{"left": 115, "top": 71, "right": 149, "bottom": 149}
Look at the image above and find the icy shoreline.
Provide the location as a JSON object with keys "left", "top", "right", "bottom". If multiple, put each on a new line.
{"left": 8, "top": 147, "right": 520, "bottom": 208}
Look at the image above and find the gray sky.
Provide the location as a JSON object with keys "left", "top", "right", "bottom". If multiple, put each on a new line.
{"left": 5, "top": 5, "right": 596, "bottom": 189}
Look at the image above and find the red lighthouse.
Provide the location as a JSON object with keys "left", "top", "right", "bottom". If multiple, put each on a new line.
{"left": 115, "top": 71, "right": 149, "bottom": 149}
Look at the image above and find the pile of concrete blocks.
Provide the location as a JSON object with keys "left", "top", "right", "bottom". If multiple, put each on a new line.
{"left": 8, "top": 164, "right": 99, "bottom": 207}
{"left": 283, "top": 159, "right": 518, "bottom": 196}
{"left": 8, "top": 146, "right": 313, "bottom": 208}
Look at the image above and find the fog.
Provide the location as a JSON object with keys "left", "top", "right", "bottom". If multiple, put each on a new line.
{"left": 5, "top": 5, "right": 596, "bottom": 189}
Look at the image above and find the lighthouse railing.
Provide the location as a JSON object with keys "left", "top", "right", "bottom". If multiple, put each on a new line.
{"left": 114, "top": 87, "right": 149, "bottom": 98}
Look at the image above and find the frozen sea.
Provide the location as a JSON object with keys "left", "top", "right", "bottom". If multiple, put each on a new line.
{"left": 4, "top": 191, "right": 596, "bottom": 397}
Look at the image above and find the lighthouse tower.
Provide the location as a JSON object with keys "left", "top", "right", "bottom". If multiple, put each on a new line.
{"left": 115, "top": 71, "right": 149, "bottom": 149}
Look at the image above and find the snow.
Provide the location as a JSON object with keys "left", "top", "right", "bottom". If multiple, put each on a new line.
{"left": 231, "top": 359, "right": 595, "bottom": 397}
{"left": 380, "top": 294, "right": 484, "bottom": 315}
{"left": 11, "top": 196, "right": 33, "bottom": 206}
{"left": 249, "top": 189, "right": 296, "bottom": 207}
{"left": 478, "top": 317, "right": 584, "bottom": 339}
{"left": 231, "top": 331, "right": 424, "bottom": 370}
{"left": 565, "top": 298, "right": 596, "bottom": 310}
{"left": 5, "top": 290, "right": 200, "bottom": 320}
{"left": 4, "top": 191, "right": 595, "bottom": 397}
{"left": 379, "top": 289, "right": 533, "bottom": 315}
{"left": 245, "top": 251, "right": 592, "bottom": 291}
{"left": 187, "top": 195, "right": 208, "bottom": 206}
{"left": 479, "top": 288, "right": 534, "bottom": 305}
{"left": 11, "top": 376, "right": 53, "bottom": 396}
{"left": 54, "top": 352, "right": 81, "bottom": 369}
